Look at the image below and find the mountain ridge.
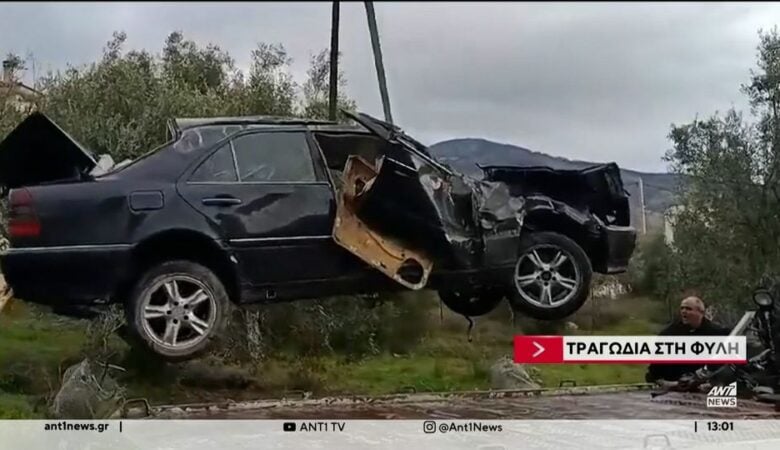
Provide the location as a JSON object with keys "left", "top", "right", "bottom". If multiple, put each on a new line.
{"left": 432, "top": 137, "right": 672, "bottom": 176}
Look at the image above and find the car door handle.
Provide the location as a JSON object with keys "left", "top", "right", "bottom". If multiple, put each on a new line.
{"left": 202, "top": 197, "right": 242, "bottom": 206}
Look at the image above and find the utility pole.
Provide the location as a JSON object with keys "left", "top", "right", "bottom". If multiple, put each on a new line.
{"left": 25, "top": 50, "right": 36, "bottom": 89}
{"left": 328, "top": 1, "right": 340, "bottom": 121}
{"left": 638, "top": 177, "right": 647, "bottom": 235}
{"left": 365, "top": 1, "right": 394, "bottom": 124}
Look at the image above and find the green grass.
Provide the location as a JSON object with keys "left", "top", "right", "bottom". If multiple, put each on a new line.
{"left": 533, "top": 364, "right": 647, "bottom": 387}
{"left": 0, "top": 304, "right": 86, "bottom": 365}
{"left": 0, "top": 303, "right": 86, "bottom": 391}
{"left": 0, "top": 294, "right": 669, "bottom": 416}
{"left": 0, "top": 392, "right": 40, "bottom": 419}
{"left": 0, "top": 302, "right": 89, "bottom": 418}
{"left": 323, "top": 355, "right": 491, "bottom": 395}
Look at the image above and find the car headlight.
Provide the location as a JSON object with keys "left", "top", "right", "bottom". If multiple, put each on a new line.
{"left": 753, "top": 289, "right": 774, "bottom": 307}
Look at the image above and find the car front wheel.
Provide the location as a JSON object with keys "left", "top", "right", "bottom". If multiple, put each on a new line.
{"left": 507, "top": 232, "right": 592, "bottom": 320}
{"left": 125, "top": 260, "right": 229, "bottom": 362}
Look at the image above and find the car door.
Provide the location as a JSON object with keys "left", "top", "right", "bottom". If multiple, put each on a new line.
{"left": 177, "top": 128, "right": 345, "bottom": 286}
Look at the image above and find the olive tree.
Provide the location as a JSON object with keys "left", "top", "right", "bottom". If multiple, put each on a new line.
{"left": 664, "top": 27, "right": 780, "bottom": 318}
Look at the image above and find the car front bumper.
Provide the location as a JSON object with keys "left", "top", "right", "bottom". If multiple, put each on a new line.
{"left": 0, "top": 244, "right": 133, "bottom": 305}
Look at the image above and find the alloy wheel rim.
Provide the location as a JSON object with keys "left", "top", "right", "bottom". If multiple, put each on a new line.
{"left": 141, "top": 275, "right": 216, "bottom": 350}
{"left": 514, "top": 244, "right": 581, "bottom": 309}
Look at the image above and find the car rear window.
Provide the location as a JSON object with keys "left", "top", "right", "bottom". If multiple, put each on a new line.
{"left": 190, "top": 143, "right": 238, "bottom": 182}
{"left": 173, "top": 126, "right": 243, "bottom": 154}
{"left": 231, "top": 132, "right": 317, "bottom": 183}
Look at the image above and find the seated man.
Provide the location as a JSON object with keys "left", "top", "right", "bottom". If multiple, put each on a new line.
{"left": 645, "top": 296, "right": 730, "bottom": 385}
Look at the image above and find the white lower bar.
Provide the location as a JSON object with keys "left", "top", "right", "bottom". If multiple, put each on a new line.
{"left": 3, "top": 419, "right": 780, "bottom": 449}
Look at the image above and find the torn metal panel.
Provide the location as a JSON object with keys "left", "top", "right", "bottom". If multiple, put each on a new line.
{"left": 381, "top": 159, "right": 482, "bottom": 270}
{"left": 330, "top": 149, "right": 529, "bottom": 289}
{"left": 524, "top": 194, "right": 598, "bottom": 227}
{"left": 481, "top": 163, "right": 632, "bottom": 227}
{"left": 470, "top": 179, "right": 527, "bottom": 267}
{"left": 332, "top": 154, "right": 433, "bottom": 290}
{"left": 330, "top": 110, "right": 537, "bottom": 288}
{"left": 416, "top": 166, "right": 527, "bottom": 270}
{"left": 340, "top": 109, "right": 534, "bottom": 269}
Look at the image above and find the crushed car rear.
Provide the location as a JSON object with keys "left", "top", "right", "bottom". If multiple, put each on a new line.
{"left": 323, "top": 111, "right": 637, "bottom": 319}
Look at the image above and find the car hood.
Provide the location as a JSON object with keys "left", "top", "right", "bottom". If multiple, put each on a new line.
{"left": 0, "top": 112, "right": 97, "bottom": 189}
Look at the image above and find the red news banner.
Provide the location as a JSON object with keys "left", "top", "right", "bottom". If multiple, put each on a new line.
{"left": 513, "top": 335, "right": 747, "bottom": 364}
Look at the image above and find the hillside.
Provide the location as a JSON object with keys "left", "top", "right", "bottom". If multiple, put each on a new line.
{"left": 429, "top": 138, "right": 682, "bottom": 231}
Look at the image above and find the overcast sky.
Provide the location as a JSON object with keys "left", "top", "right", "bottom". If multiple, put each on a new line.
{"left": 2, "top": 2, "right": 779, "bottom": 173}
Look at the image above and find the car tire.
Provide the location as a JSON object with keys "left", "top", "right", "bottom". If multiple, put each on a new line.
{"left": 438, "top": 288, "right": 505, "bottom": 317}
{"left": 124, "top": 260, "right": 230, "bottom": 363}
{"left": 507, "top": 231, "right": 592, "bottom": 320}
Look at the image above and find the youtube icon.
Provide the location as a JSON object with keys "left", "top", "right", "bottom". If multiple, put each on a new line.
{"left": 514, "top": 336, "right": 564, "bottom": 364}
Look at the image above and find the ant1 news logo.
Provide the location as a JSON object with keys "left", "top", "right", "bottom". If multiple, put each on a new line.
{"left": 706, "top": 382, "right": 737, "bottom": 408}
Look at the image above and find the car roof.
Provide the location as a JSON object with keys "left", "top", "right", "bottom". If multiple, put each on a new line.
{"left": 169, "top": 116, "right": 370, "bottom": 137}
{"left": 172, "top": 116, "right": 335, "bottom": 129}
{"left": 168, "top": 116, "right": 370, "bottom": 140}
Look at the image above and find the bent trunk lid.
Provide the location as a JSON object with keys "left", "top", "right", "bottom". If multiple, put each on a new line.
{"left": 0, "top": 112, "right": 96, "bottom": 189}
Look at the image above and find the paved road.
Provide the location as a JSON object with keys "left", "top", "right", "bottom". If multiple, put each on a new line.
{"left": 153, "top": 388, "right": 780, "bottom": 420}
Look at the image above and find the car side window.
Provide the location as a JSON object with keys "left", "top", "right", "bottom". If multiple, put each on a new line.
{"left": 190, "top": 143, "right": 238, "bottom": 182}
{"left": 232, "top": 132, "right": 317, "bottom": 182}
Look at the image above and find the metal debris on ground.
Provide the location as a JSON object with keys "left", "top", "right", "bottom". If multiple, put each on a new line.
{"left": 0, "top": 274, "right": 12, "bottom": 315}
{"left": 489, "top": 356, "right": 542, "bottom": 390}
{"left": 118, "top": 398, "right": 152, "bottom": 419}
{"left": 50, "top": 358, "right": 127, "bottom": 419}
{"left": 465, "top": 315, "right": 475, "bottom": 342}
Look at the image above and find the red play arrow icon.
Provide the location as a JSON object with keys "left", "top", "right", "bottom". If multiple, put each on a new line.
{"left": 533, "top": 341, "right": 545, "bottom": 358}
{"left": 514, "top": 336, "right": 564, "bottom": 364}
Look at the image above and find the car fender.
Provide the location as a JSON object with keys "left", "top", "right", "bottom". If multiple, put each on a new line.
{"left": 520, "top": 195, "right": 604, "bottom": 258}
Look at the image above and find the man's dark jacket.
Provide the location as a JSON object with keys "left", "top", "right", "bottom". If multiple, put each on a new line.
{"left": 645, "top": 318, "right": 731, "bottom": 383}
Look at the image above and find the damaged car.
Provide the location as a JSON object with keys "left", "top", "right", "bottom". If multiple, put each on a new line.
{"left": 0, "top": 111, "right": 636, "bottom": 361}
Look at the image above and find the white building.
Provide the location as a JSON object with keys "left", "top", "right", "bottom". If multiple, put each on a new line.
{"left": 0, "top": 59, "right": 40, "bottom": 112}
{"left": 663, "top": 204, "right": 685, "bottom": 247}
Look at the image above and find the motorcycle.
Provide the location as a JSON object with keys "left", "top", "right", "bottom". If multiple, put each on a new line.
{"left": 651, "top": 282, "right": 780, "bottom": 406}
